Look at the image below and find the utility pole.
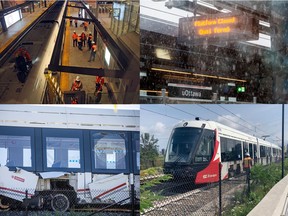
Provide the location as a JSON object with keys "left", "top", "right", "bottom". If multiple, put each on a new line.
{"left": 282, "top": 104, "right": 285, "bottom": 178}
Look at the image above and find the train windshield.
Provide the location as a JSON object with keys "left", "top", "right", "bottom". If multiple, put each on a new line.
{"left": 165, "top": 127, "right": 203, "bottom": 163}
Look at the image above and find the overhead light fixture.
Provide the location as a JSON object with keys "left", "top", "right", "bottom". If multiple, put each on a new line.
{"left": 151, "top": 67, "right": 247, "bottom": 82}
{"left": 155, "top": 48, "right": 171, "bottom": 60}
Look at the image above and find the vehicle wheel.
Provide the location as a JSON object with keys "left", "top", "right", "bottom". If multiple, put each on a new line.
{"left": 0, "top": 198, "right": 10, "bottom": 211}
{"left": 51, "top": 193, "right": 70, "bottom": 212}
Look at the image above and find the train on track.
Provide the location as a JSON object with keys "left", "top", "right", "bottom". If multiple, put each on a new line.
{"left": 164, "top": 119, "right": 282, "bottom": 184}
{"left": 0, "top": 105, "right": 139, "bottom": 212}
{"left": 0, "top": 0, "right": 64, "bottom": 103}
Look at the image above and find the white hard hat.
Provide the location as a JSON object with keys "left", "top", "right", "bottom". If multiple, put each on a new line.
{"left": 76, "top": 76, "right": 80, "bottom": 81}
{"left": 245, "top": 153, "right": 250, "bottom": 157}
{"left": 92, "top": 41, "right": 95, "bottom": 44}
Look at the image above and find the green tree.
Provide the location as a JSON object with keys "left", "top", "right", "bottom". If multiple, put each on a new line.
{"left": 140, "top": 133, "right": 159, "bottom": 170}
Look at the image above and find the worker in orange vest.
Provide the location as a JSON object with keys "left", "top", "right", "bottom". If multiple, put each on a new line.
{"left": 81, "top": 31, "right": 86, "bottom": 47}
{"left": 84, "top": 21, "right": 88, "bottom": 31}
{"left": 72, "top": 31, "right": 78, "bottom": 47}
{"left": 88, "top": 41, "right": 97, "bottom": 62}
{"left": 71, "top": 76, "right": 83, "bottom": 91}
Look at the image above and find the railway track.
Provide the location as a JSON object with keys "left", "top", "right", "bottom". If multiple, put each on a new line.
{"left": 142, "top": 174, "right": 246, "bottom": 216}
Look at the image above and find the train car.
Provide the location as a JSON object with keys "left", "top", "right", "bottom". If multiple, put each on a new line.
{"left": 0, "top": 105, "right": 139, "bottom": 212}
{"left": 164, "top": 119, "right": 281, "bottom": 184}
{"left": 0, "top": 0, "right": 65, "bottom": 103}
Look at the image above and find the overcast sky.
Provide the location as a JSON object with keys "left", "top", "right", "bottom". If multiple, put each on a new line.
{"left": 140, "top": 104, "right": 288, "bottom": 150}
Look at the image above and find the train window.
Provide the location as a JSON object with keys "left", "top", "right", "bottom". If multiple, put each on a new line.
{"left": 92, "top": 131, "right": 127, "bottom": 171}
{"left": 260, "top": 146, "right": 266, "bottom": 157}
{"left": 243, "top": 142, "right": 248, "bottom": 155}
{"left": 0, "top": 135, "right": 32, "bottom": 167}
{"left": 46, "top": 137, "right": 80, "bottom": 168}
{"left": 220, "top": 137, "right": 242, "bottom": 162}
{"left": 194, "top": 129, "right": 215, "bottom": 163}
{"left": 165, "top": 127, "right": 202, "bottom": 163}
{"left": 273, "top": 148, "right": 277, "bottom": 156}
{"left": 253, "top": 144, "right": 257, "bottom": 158}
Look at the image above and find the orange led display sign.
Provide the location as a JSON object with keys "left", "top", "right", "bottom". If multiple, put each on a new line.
{"left": 178, "top": 13, "right": 259, "bottom": 45}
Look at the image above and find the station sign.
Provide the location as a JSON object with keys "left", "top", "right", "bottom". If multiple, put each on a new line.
{"left": 178, "top": 12, "right": 259, "bottom": 45}
{"left": 168, "top": 83, "right": 212, "bottom": 100}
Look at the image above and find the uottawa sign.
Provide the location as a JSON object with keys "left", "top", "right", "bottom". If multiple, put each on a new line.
{"left": 178, "top": 13, "right": 259, "bottom": 45}
{"left": 168, "top": 83, "right": 212, "bottom": 100}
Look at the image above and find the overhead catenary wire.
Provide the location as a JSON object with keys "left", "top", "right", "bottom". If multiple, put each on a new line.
{"left": 141, "top": 107, "right": 182, "bottom": 121}
{"left": 216, "top": 104, "right": 280, "bottom": 142}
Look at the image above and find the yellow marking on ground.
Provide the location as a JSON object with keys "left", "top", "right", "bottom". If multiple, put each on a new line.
{"left": 60, "top": 6, "right": 71, "bottom": 91}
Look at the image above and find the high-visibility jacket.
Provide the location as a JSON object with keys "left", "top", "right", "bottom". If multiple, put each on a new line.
{"left": 72, "top": 33, "right": 78, "bottom": 40}
{"left": 243, "top": 157, "right": 252, "bottom": 169}
{"left": 15, "top": 48, "right": 31, "bottom": 61}
{"left": 81, "top": 33, "right": 86, "bottom": 40}
{"left": 91, "top": 44, "right": 97, "bottom": 52}
{"left": 71, "top": 80, "right": 83, "bottom": 91}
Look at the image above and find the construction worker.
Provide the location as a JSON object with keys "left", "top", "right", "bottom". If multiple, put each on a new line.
{"left": 88, "top": 41, "right": 97, "bottom": 62}
{"left": 81, "top": 31, "right": 86, "bottom": 47}
{"left": 95, "top": 76, "right": 104, "bottom": 103}
{"left": 243, "top": 153, "right": 253, "bottom": 183}
{"left": 78, "top": 34, "right": 83, "bottom": 51}
{"left": 71, "top": 76, "right": 83, "bottom": 91}
{"left": 74, "top": 19, "right": 78, "bottom": 28}
{"left": 84, "top": 21, "right": 88, "bottom": 31}
{"left": 15, "top": 47, "right": 32, "bottom": 70}
{"left": 87, "top": 32, "right": 93, "bottom": 50}
{"left": 72, "top": 31, "right": 78, "bottom": 47}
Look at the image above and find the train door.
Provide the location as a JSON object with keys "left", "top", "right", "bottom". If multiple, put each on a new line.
{"left": 253, "top": 144, "right": 257, "bottom": 164}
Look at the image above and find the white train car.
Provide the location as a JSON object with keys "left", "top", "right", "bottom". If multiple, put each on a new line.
{"left": 0, "top": 105, "right": 139, "bottom": 212}
{"left": 164, "top": 120, "right": 281, "bottom": 184}
{"left": 0, "top": 0, "right": 66, "bottom": 103}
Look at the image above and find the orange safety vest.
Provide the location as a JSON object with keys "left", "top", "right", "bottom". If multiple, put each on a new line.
{"left": 81, "top": 33, "right": 86, "bottom": 40}
{"left": 243, "top": 157, "right": 252, "bottom": 169}
{"left": 91, "top": 44, "right": 97, "bottom": 52}
{"left": 72, "top": 33, "right": 78, "bottom": 40}
{"left": 71, "top": 81, "right": 82, "bottom": 91}
{"left": 84, "top": 21, "right": 88, "bottom": 27}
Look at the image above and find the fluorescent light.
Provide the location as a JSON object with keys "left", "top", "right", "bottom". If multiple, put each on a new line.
{"left": 151, "top": 67, "right": 247, "bottom": 83}
{"left": 155, "top": 48, "right": 171, "bottom": 60}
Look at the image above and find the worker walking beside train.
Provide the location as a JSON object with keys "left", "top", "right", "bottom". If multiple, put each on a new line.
{"left": 243, "top": 153, "right": 253, "bottom": 184}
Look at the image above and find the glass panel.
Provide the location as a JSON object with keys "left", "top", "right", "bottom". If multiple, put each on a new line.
{"left": 165, "top": 127, "right": 202, "bottom": 163}
{"left": 220, "top": 137, "right": 242, "bottom": 162}
{"left": 93, "top": 132, "right": 127, "bottom": 170}
{"left": 0, "top": 135, "right": 31, "bottom": 167}
{"left": 46, "top": 137, "right": 80, "bottom": 168}
{"left": 194, "top": 130, "right": 215, "bottom": 163}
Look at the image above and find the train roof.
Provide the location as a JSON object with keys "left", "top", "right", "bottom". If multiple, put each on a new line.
{"left": 173, "top": 120, "right": 281, "bottom": 150}
{"left": 0, "top": 105, "right": 139, "bottom": 131}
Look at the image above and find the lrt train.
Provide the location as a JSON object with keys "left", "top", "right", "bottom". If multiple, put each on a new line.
{"left": 0, "top": 0, "right": 65, "bottom": 103}
{"left": 164, "top": 120, "right": 282, "bottom": 184}
{"left": 0, "top": 105, "right": 139, "bottom": 212}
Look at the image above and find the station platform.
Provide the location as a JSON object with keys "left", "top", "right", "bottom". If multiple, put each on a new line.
{"left": 0, "top": 1, "right": 139, "bottom": 104}
{"left": 0, "top": 2, "right": 51, "bottom": 53}
{"left": 59, "top": 5, "right": 139, "bottom": 104}
{"left": 248, "top": 174, "right": 288, "bottom": 216}
{"left": 59, "top": 6, "right": 111, "bottom": 104}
